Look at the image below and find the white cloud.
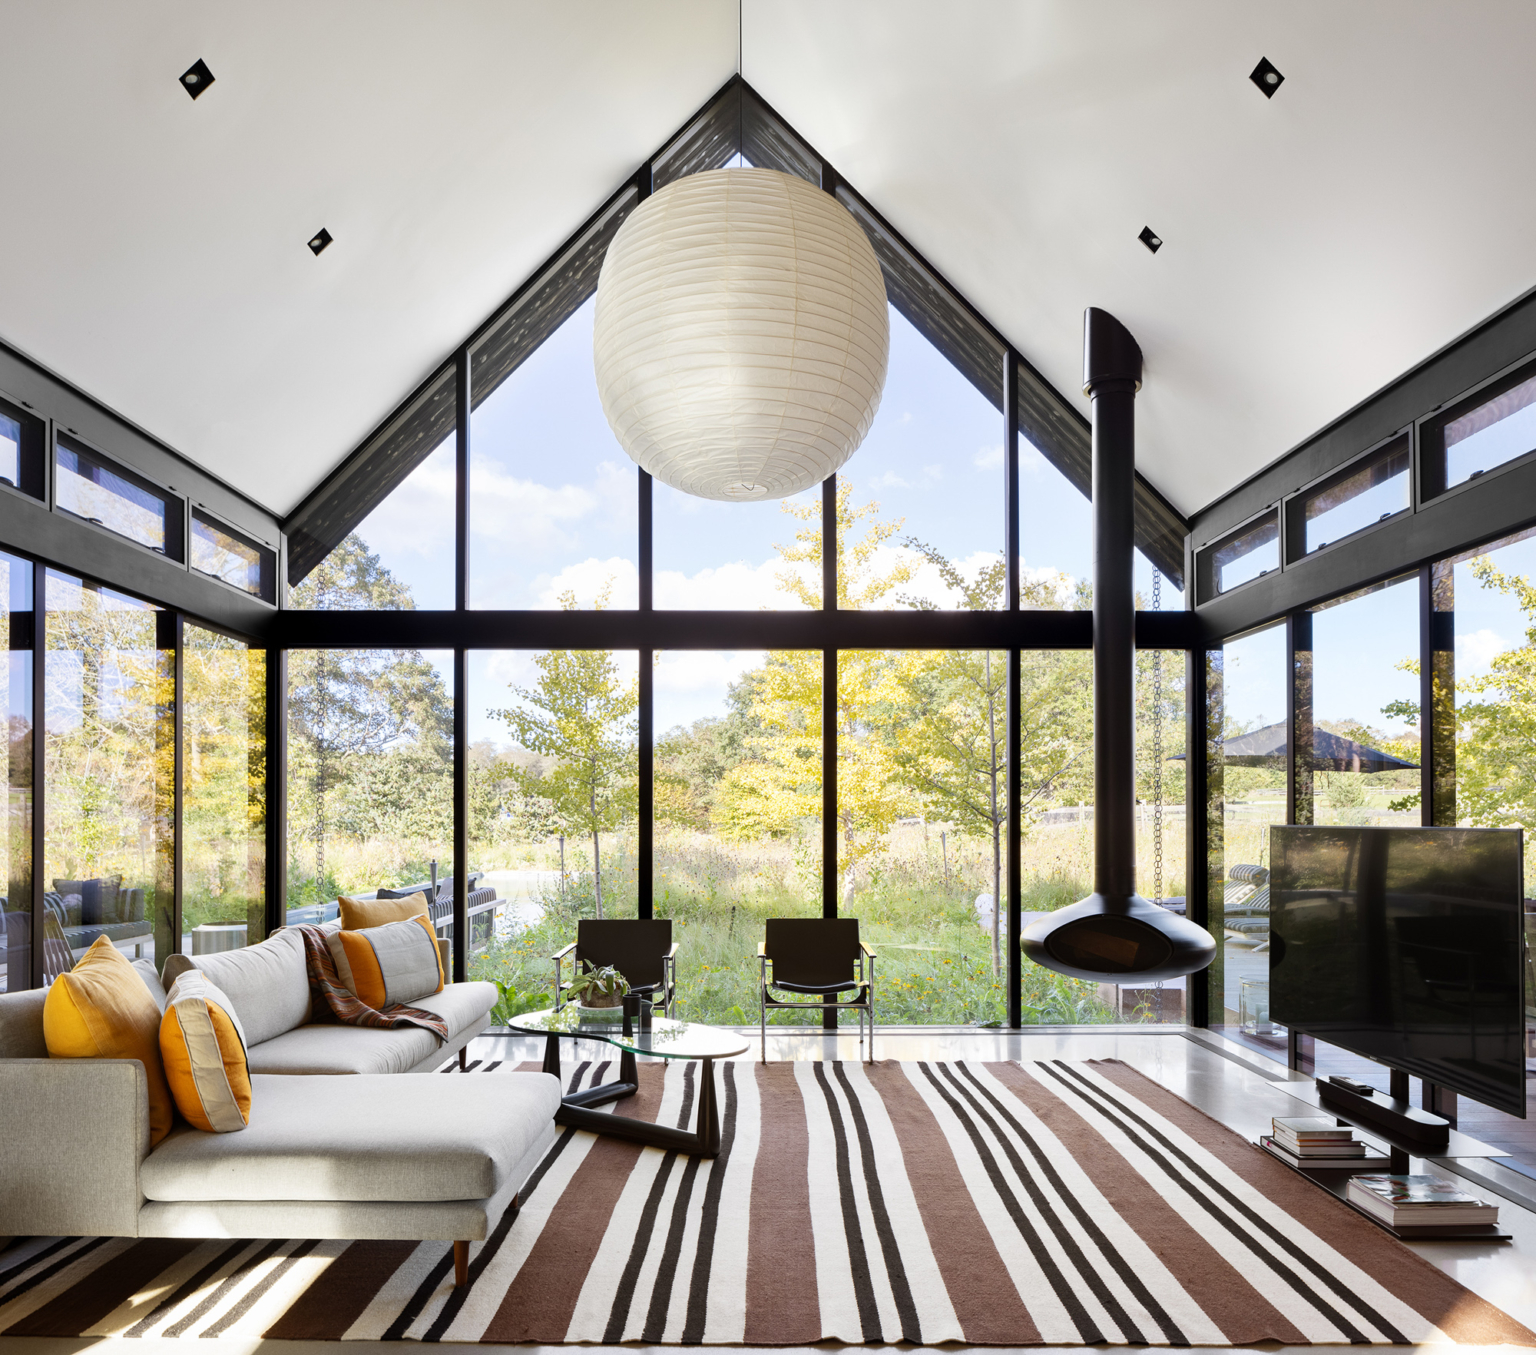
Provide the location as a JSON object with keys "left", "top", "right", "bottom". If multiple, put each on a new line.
{"left": 1457, "top": 627, "right": 1507, "bottom": 674}
{"left": 1018, "top": 441, "right": 1050, "bottom": 477}
{"left": 869, "top": 470, "right": 911, "bottom": 490}
{"left": 973, "top": 443, "right": 1004, "bottom": 470}
{"left": 535, "top": 556, "right": 640, "bottom": 609}
{"left": 465, "top": 453, "right": 600, "bottom": 552}
{"left": 654, "top": 556, "right": 813, "bottom": 610}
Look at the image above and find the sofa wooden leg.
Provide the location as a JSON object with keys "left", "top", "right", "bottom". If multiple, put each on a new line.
{"left": 454, "top": 1240, "right": 469, "bottom": 1288}
{"left": 459, "top": 1046, "right": 467, "bottom": 1071}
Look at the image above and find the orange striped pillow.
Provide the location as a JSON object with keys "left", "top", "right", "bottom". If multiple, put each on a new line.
{"left": 159, "top": 972, "right": 251, "bottom": 1133}
{"left": 325, "top": 914, "right": 444, "bottom": 1008}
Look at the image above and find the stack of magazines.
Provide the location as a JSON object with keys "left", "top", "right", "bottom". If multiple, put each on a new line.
{"left": 1346, "top": 1175, "right": 1499, "bottom": 1230}
{"left": 1261, "top": 1117, "right": 1391, "bottom": 1170}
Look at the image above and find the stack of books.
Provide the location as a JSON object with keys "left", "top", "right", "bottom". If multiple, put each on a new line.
{"left": 1261, "top": 1117, "right": 1392, "bottom": 1170}
{"left": 1346, "top": 1175, "right": 1499, "bottom": 1231}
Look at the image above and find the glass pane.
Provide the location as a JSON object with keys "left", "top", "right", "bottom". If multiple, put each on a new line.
{"left": 1302, "top": 437, "right": 1410, "bottom": 553}
{"left": 56, "top": 441, "right": 169, "bottom": 555}
{"left": 1308, "top": 576, "right": 1420, "bottom": 828}
{"left": 1118, "top": 648, "right": 1187, "bottom": 1024}
{"left": 1, "top": 554, "right": 32, "bottom": 992}
{"left": 183, "top": 627, "right": 265, "bottom": 955}
{"left": 1211, "top": 622, "right": 1287, "bottom": 1043}
{"left": 469, "top": 296, "right": 638, "bottom": 610}
{"left": 1212, "top": 513, "right": 1279, "bottom": 594}
{"left": 191, "top": 516, "right": 269, "bottom": 599}
{"left": 834, "top": 308, "right": 1002, "bottom": 610}
{"left": 0, "top": 409, "right": 19, "bottom": 487}
{"left": 651, "top": 648, "right": 820, "bottom": 1025}
{"left": 285, "top": 648, "right": 454, "bottom": 929}
{"left": 1442, "top": 529, "right": 1536, "bottom": 888}
{"left": 654, "top": 487, "right": 818, "bottom": 609}
{"left": 467, "top": 644, "right": 640, "bottom": 1016}
{"left": 289, "top": 439, "right": 456, "bottom": 611}
{"left": 1018, "top": 432, "right": 1186, "bottom": 610}
{"left": 43, "top": 572, "right": 164, "bottom": 975}
{"left": 1445, "top": 370, "right": 1536, "bottom": 490}
{"left": 1016, "top": 649, "right": 1101, "bottom": 1021}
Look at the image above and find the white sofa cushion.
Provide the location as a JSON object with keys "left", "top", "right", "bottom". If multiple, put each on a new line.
{"left": 162, "top": 929, "right": 311, "bottom": 1046}
{"left": 248, "top": 1022, "right": 438, "bottom": 1075}
{"left": 244, "top": 981, "right": 496, "bottom": 1075}
{"left": 139, "top": 1070, "right": 561, "bottom": 1203}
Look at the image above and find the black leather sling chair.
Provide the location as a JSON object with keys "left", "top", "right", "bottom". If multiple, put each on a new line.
{"left": 552, "top": 918, "right": 678, "bottom": 1017}
{"left": 758, "top": 917, "right": 876, "bottom": 1063}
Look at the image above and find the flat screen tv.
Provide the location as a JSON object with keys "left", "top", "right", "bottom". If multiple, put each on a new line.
{"left": 1270, "top": 824, "right": 1528, "bottom": 1118}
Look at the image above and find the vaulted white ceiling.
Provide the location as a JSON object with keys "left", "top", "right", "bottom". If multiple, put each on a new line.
{"left": 3, "top": 1, "right": 1535, "bottom": 521}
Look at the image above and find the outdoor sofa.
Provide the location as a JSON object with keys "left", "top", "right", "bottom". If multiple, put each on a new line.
{"left": 0, "top": 924, "right": 559, "bottom": 1285}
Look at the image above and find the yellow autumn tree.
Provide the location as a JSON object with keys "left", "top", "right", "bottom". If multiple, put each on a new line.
{"left": 715, "top": 482, "right": 917, "bottom": 898}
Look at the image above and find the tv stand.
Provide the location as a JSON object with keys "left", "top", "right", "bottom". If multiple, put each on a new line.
{"left": 1317, "top": 1075, "right": 1450, "bottom": 1156}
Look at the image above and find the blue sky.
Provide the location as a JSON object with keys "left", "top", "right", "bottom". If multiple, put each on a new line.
{"left": 339, "top": 294, "right": 1191, "bottom": 747}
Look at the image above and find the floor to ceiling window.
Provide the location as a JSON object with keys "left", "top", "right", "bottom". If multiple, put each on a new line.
{"left": 43, "top": 571, "right": 167, "bottom": 975}
{"left": 1, "top": 553, "right": 32, "bottom": 992}
{"left": 284, "top": 647, "right": 454, "bottom": 924}
{"left": 182, "top": 626, "right": 266, "bottom": 955}
{"left": 466, "top": 646, "right": 640, "bottom": 1017}
{"left": 1206, "top": 621, "right": 1288, "bottom": 1040}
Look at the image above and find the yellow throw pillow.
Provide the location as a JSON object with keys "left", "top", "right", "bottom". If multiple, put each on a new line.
{"left": 44, "top": 934, "right": 176, "bottom": 1146}
{"left": 160, "top": 972, "right": 252, "bottom": 1134}
{"left": 338, "top": 892, "right": 430, "bottom": 931}
{"left": 327, "top": 914, "right": 444, "bottom": 1009}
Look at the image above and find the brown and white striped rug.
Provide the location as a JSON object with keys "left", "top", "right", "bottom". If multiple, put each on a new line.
{"left": 1, "top": 1059, "right": 1531, "bottom": 1345}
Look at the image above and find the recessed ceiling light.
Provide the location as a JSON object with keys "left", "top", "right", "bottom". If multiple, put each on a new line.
{"left": 308, "top": 228, "right": 333, "bottom": 256}
{"left": 1138, "top": 226, "right": 1162, "bottom": 254}
{"left": 180, "top": 58, "right": 214, "bottom": 100}
{"left": 1250, "top": 57, "right": 1284, "bottom": 97}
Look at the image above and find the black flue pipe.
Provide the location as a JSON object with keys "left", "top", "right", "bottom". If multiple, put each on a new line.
{"left": 1086, "top": 308, "right": 1141, "bottom": 902}
{"left": 1021, "top": 308, "right": 1215, "bottom": 984}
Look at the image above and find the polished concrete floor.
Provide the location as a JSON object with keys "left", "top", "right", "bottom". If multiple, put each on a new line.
{"left": 5, "top": 1026, "right": 1534, "bottom": 1355}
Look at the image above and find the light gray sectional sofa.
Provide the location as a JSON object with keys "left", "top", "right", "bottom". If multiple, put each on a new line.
{"left": 0, "top": 929, "right": 558, "bottom": 1286}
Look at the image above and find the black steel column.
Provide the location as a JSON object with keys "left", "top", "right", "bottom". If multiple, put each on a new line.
{"left": 28, "top": 562, "right": 44, "bottom": 989}
{"left": 452, "top": 647, "right": 468, "bottom": 983}
{"left": 1422, "top": 561, "right": 1455, "bottom": 826}
{"left": 1288, "top": 610, "right": 1313, "bottom": 826}
{"left": 1004, "top": 352, "right": 1022, "bottom": 1027}
{"left": 1087, "top": 312, "right": 1139, "bottom": 902}
{"left": 822, "top": 473, "right": 837, "bottom": 1028}
{"left": 453, "top": 348, "right": 470, "bottom": 979}
{"left": 1185, "top": 649, "right": 1211, "bottom": 1027}
{"left": 173, "top": 613, "right": 184, "bottom": 952}
{"left": 638, "top": 468, "right": 653, "bottom": 918}
{"left": 265, "top": 647, "right": 287, "bottom": 937}
{"left": 455, "top": 348, "right": 469, "bottom": 611}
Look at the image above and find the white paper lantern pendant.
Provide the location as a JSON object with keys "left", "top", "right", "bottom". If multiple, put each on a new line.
{"left": 593, "top": 168, "right": 889, "bottom": 501}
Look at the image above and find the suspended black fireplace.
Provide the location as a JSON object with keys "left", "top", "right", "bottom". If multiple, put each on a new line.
{"left": 1021, "top": 308, "right": 1216, "bottom": 985}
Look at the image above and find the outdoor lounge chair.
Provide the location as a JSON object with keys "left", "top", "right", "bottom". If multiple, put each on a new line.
{"left": 1223, "top": 863, "right": 1271, "bottom": 949}
{"left": 552, "top": 918, "right": 678, "bottom": 1017}
{"left": 758, "top": 917, "right": 876, "bottom": 1063}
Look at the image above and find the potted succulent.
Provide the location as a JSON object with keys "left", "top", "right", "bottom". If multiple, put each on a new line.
{"left": 567, "top": 964, "right": 630, "bottom": 1020}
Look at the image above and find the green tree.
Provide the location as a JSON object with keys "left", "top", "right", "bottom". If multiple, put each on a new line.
{"left": 892, "top": 540, "right": 1092, "bottom": 973}
{"left": 286, "top": 536, "right": 452, "bottom": 899}
{"left": 1452, "top": 557, "right": 1536, "bottom": 837}
{"left": 492, "top": 588, "right": 638, "bottom": 916}
{"left": 716, "top": 482, "right": 916, "bottom": 895}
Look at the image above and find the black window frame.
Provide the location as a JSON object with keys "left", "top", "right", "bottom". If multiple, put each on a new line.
{"left": 1283, "top": 428, "right": 1411, "bottom": 563}
{"left": 190, "top": 507, "right": 277, "bottom": 604}
{"left": 0, "top": 390, "right": 47, "bottom": 503}
{"left": 1420, "top": 351, "right": 1536, "bottom": 504}
{"left": 1196, "top": 507, "right": 1280, "bottom": 602}
{"left": 54, "top": 431, "right": 185, "bottom": 563}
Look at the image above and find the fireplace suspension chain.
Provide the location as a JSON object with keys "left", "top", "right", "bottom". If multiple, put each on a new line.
{"left": 1152, "top": 565, "right": 1164, "bottom": 1021}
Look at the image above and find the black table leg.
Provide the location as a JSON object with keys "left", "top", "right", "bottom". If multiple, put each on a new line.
{"left": 554, "top": 1055, "right": 724, "bottom": 1158}
{"left": 542, "top": 1032, "right": 561, "bottom": 1078}
{"left": 698, "top": 1057, "right": 719, "bottom": 1156}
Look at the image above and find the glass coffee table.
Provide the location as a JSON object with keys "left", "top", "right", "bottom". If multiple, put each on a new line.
{"left": 504, "top": 1005, "right": 748, "bottom": 1157}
